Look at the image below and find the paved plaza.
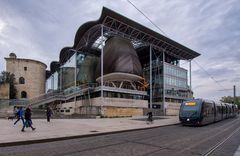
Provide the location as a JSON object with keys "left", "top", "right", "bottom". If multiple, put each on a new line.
{"left": 0, "top": 116, "right": 179, "bottom": 146}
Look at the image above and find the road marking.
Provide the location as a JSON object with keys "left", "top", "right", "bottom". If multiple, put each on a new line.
{"left": 234, "top": 146, "right": 240, "bottom": 156}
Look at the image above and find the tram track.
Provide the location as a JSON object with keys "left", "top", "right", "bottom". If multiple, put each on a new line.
{"left": 119, "top": 117, "right": 240, "bottom": 156}
{"left": 202, "top": 125, "right": 240, "bottom": 156}
{"left": 161, "top": 117, "right": 240, "bottom": 149}
{"left": 173, "top": 117, "right": 240, "bottom": 156}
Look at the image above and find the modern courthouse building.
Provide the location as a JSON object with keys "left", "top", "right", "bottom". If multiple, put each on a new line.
{"left": 31, "top": 7, "right": 200, "bottom": 116}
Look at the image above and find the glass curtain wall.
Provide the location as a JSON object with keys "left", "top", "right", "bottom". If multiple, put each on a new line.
{"left": 61, "top": 53, "right": 76, "bottom": 90}
{"left": 143, "top": 58, "right": 164, "bottom": 109}
{"left": 143, "top": 57, "right": 188, "bottom": 108}
{"left": 46, "top": 71, "right": 59, "bottom": 92}
{"left": 45, "top": 51, "right": 100, "bottom": 93}
{"left": 46, "top": 76, "right": 52, "bottom": 92}
{"left": 164, "top": 63, "right": 188, "bottom": 100}
{"left": 76, "top": 52, "right": 99, "bottom": 86}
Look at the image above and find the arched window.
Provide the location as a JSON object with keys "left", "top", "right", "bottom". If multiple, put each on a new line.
{"left": 21, "top": 91, "right": 27, "bottom": 98}
{"left": 19, "top": 77, "right": 25, "bottom": 84}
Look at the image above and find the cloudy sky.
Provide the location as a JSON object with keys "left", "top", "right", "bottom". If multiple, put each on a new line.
{"left": 0, "top": 0, "right": 239, "bottom": 101}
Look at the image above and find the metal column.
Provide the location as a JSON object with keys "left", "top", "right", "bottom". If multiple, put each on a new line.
{"left": 51, "top": 75, "right": 54, "bottom": 90}
{"left": 75, "top": 52, "right": 77, "bottom": 88}
{"left": 162, "top": 51, "right": 165, "bottom": 115}
{"left": 189, "top": 59, "right": 192, "bottom": 91}
{"left": 234, "top": 85, "right": 236, "bottom": 103}
{"left": 149, "top": 45, "right": 152, "bottom": 109}
{"left": 101, "top": 25, "right": 104, "bottom": 99}
{"left": 60, "top": 67, "right": 62, "bottom": 91}
{"left": 74, "top": 52, "right": 77, "bottom": 110}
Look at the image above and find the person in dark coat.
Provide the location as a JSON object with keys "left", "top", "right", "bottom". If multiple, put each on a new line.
{"left": 46, "top": 106, "right": 53, "bottom": 122}
{"left": 147, "top": 111, "right": 153, "bottom": 122}
{"left": 22, "top": 107, "right": 35, "bottom": 132}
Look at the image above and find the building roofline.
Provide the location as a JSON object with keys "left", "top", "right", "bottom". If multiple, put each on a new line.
{"left": 5, "top": 57, "right": 47, "bottom": 68}
{"left": 74, "top": 7, "right": 200, "bottom": 57}
{"left": 59, "top": 6, "right": 200, "bottom": 65}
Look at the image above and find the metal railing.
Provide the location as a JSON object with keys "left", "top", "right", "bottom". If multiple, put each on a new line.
{"left": 28, "top": 83, "right": 98, "bottom": 106}
{"left": 28, "top": 82, "right": 146, "bottom": 107}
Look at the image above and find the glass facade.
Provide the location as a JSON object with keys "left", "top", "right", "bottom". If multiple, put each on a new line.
{"left": 46, "top": 71, "right": 59, "bottom": 92}
{"left": 143, "top": 58, "right": 189, "bottom": 109}
{"left": 165, "top": 63, "right": 187, "bottom": 88}
{"left": 46, "top": 50, "right": 190, "bottom": 107}
{"left": 46, "top": 51, "right": 99, "bottom": 92}
{"left": 61, "top": 53, "right": 76, "bottom": 90}
{"left": 143, "top": 59, "right": 164, "bottom": 108}
{"left": 76, "top": 52, "right": 99, "bottom": 86}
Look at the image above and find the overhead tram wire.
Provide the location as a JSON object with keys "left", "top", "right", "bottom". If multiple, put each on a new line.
{"left": 126, "top": 0, "right": 229, "bottom": 90}
{"left": 125, "top": 0, "right": 228, "bottom": 91}
{"left": 126, "top": 0, "right": 168, "bottom": 37}
{"left": 193, "top": 60, "right": 227, "bottom": 90}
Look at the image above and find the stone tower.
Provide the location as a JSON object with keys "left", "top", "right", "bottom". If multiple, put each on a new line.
{"left": 5, "top": 53, "right": 47, "bottom": 99}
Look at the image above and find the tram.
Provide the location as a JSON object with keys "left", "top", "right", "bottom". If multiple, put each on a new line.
{"left": 179, "top": 99, "right": 238, "bottom": 126}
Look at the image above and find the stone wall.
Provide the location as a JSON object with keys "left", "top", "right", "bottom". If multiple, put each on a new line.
{"left": 91, "top": 97, "right": 148, "bottom": 108}
{"left": 5, "top": 57, "right": 46, "bottom": 99}
{"left": 103, "top": 107, "right": 143, "bottom": 117}
{"left": 165, "top": 102, "right": 180, "bottom": 116}
{"left": 0, "top": 83, "right": 9, "bottom": 99}
{"left": 56, "top": 98, "right": 180, "bottom": 116}
{"left": 56, "top": 97, "right": 147, "bottom": 117}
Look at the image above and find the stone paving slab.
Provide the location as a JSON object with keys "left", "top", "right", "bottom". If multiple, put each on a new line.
{"left": 0, "top": 116, "right": 179, "bottom": 146}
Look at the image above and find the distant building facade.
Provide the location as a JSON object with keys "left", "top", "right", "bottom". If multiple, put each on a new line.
{"left": 5, "top": 53, "right": 47, "bottom": 99}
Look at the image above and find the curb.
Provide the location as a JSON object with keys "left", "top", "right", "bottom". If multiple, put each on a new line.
{"left": 0, "top": 122, "right": 180, "bottom": 147}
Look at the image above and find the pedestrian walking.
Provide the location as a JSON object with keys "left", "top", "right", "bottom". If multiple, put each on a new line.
{"left": 46, "top": 106, "right": 53, "bottom": 122}
{"left": 22, "top": 107, "right": 35, "bottom": 132}
{"left": 14, "top": 107, "right": 24, "bottom": 126}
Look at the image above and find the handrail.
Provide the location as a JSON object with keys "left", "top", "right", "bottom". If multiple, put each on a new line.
{"left": 29, "top": 83, "right": 99, "bottom": 105}
{"left": 29, "top": 82, "right": 146, "bottom": 106}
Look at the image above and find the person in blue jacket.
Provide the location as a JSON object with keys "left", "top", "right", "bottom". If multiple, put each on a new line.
{"left": 14, "top": 107, "right": 24, "bottom": 126}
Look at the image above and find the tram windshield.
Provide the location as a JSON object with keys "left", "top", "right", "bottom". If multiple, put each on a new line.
{"left": 182, "top": 101, "right": 198, "bottom": 111}
{"left": 180, "top": 101, "right": 200, "bottom": 117}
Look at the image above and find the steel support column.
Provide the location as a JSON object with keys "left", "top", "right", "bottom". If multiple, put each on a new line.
{"left": 60, "top": 67, "right": 62, "bottom": 91}
{"left": 163, "top": 51, "right": 165, "bottom": 115}
{"left": 189, "top": 59, "right": 192, "bottom": 91}
{"left": 150, "top": 45, "right": 152, "bottom": 109}
{"left": 74, "top": 52, "right": 77, "bottom": 110}
{"left": 75, "top": 52, "right": 77, "bottom": 88}
{"left": 101, "top": 25, "right": 104, "bottom": 99}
